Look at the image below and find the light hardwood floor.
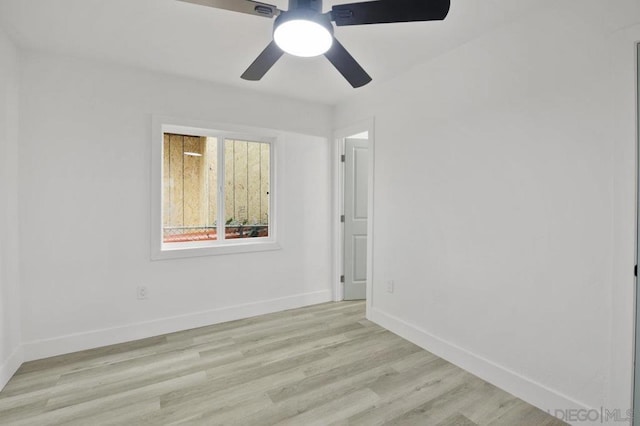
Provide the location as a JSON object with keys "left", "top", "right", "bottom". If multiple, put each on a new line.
{"left": 0, "top": 302, "right": 566, "bottom": 425}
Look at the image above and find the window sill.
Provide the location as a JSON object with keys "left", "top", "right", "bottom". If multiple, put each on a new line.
{"left": 151, "top": 240, "right": 281, "bottom": 261}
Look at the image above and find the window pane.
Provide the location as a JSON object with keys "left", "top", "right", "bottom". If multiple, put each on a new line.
{"left": 224, "top": 139, "right": 270, "bottom": 239}
{"left": 163, "top": 134, "right": 218, "bottom": 243}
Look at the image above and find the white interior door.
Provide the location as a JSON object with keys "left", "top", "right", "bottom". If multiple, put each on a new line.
{"left": 344, "top": 138, "right": 368, "bottom": 300}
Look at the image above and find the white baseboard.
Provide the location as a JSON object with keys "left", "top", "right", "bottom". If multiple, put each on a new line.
{"left": 0, "top": 346, "right": 24, "bottom": 391}
{"left": 23, "top": 290, "right": 332, "bottom": 362}
{"left": 369, "top": 307, "right": 597, "bottom": 426}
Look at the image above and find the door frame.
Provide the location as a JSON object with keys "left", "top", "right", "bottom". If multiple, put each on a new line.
{"left": 332, "top": 119, "right": 375, "bottom": 313}
{"left": 634, "top": 41, "right": 640, "bottom": 426}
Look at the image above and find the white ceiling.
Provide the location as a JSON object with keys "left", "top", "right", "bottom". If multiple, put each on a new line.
{"left": 0, "top": 0, "right": 542, "bottom": 105}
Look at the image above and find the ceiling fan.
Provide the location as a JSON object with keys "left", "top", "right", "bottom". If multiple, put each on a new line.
{"left": 178, "top": 0, "right": 450, "bottom": 88}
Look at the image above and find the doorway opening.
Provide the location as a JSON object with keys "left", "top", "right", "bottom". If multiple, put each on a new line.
{"left": 334, "top": 120, "right": 375, "bottom": 306}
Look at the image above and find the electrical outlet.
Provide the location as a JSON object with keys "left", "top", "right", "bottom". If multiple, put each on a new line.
{"left": 387, "top": 280, "right": 395, "bottom": 294}
{"left": 137, "top": 286, "right": 148, "bottom": 300}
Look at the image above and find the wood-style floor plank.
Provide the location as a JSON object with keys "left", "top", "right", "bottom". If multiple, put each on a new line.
{"left": 0, "top": 301, "right": 566, "bottom": 425}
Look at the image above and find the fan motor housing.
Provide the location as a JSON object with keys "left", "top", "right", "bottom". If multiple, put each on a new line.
{"left": 288, "top": 0, "right": 323, "bottom": 13}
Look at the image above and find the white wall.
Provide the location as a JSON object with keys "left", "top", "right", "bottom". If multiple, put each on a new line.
{"left": 335, "top": 0, "right": 640, "bottom": 421}
{"left": 18, "top": 52, "right": 334, "bottom": 360}
{"left": 0, "top": 28, "right": 21, "bottom": 389}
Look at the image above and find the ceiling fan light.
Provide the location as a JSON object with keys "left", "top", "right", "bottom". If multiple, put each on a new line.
{"left": 274, "top": 19, "right": 333, "bottom": 58}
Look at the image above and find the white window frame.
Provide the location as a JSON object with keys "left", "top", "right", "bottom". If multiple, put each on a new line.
{"left": 151, "top": 116, "right": 280, "bottom": 260}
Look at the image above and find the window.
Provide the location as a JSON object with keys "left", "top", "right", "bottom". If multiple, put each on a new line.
{"left": 152, "top": 120, "right": 278, "bottom": 259}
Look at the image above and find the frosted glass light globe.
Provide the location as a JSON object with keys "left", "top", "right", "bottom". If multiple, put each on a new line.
{"left": 274, "top": 19, "right": 333, "bottom": 57}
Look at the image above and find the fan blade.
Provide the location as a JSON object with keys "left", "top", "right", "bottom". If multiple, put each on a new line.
{"left": 324, "top": 39, "right": 372, "bottom": 88}
{"left": 177, "top": 0, "right": 281, "bottom": 18}
{"left": 241, "top": 41, "right": 284, "bottom": 81}
{"left": 331, "top": 0, "right": 450, "bottom": 26}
